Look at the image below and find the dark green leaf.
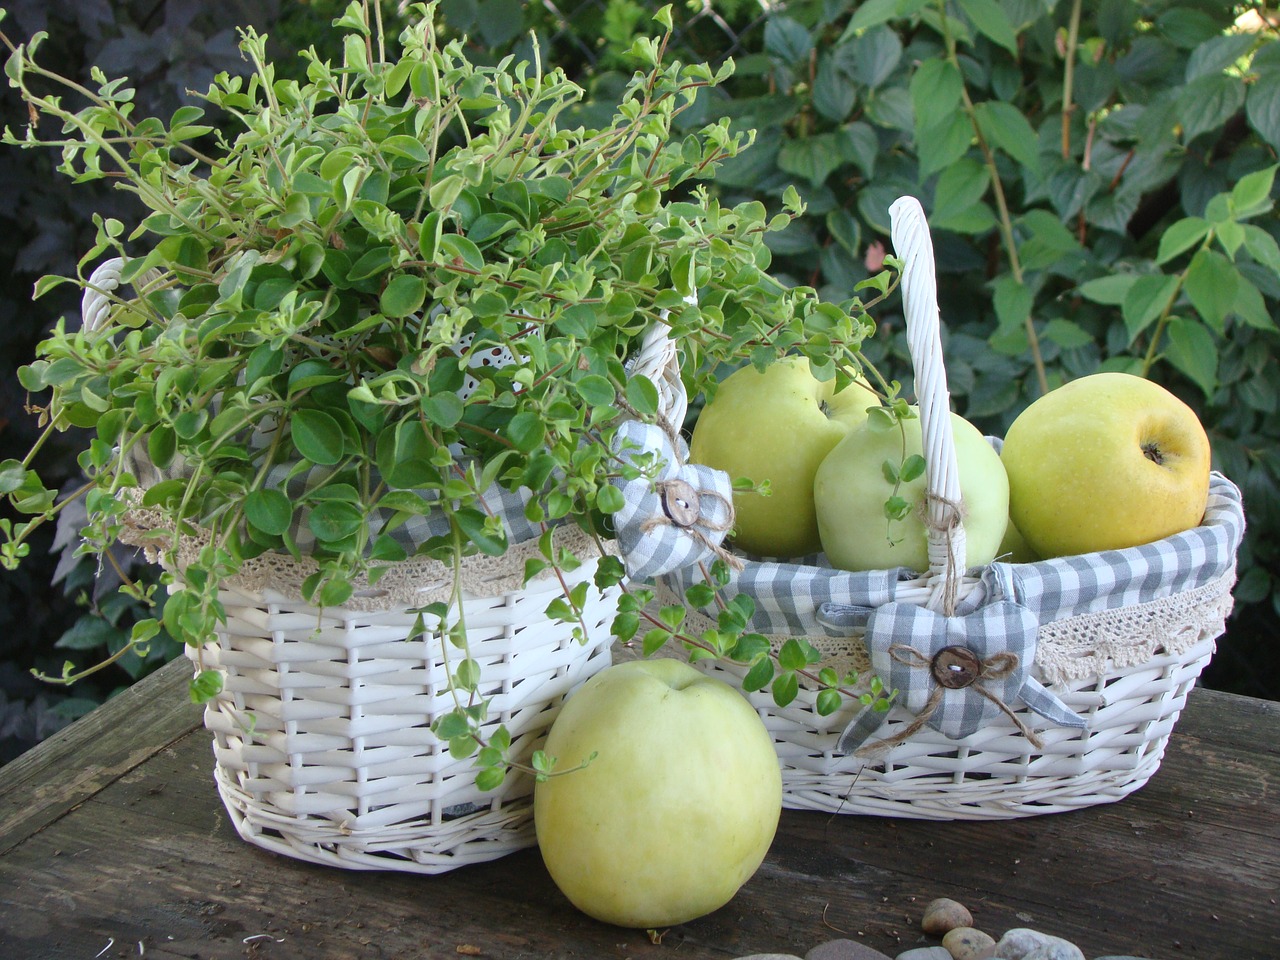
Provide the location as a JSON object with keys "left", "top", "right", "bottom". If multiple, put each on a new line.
{"left": 975, "top": 101, "right": 1041, "bottom": 174}
{"left": 1122, "top": 273, "right": 1179, "bottom": 342}
{"left": 438, "top": 234, "right": 485, "bottom": 272}
{"left": 147, "top": 426, "right": 177, "bottom": 470}
{"left": 1183, "top": 248, "right": 1238, "bottom": 333}
{"left": 958, "top": 0, "right": 1019, "bottom": 55}
{"left": 625, "top": 375, "right": 659, "bottom": 418}
{"left": 764, "top": 16, "right": 812, "bottom": 63}
{"left": 380, "top": 273, "right": 427, "bottom": 318}
{"left": 741, "top": 656, "right": 774, "bottom": 693}
{"left": 292, "top": 408, "right": 345, "bottom": 465}
{"left": 771, "top": 670, "right": 800, "bottom": 707}
{"left": 1178, "top": 74, "right": 1245, "bottom": 142}
{"left": 1248, "top": 72, "right": 1280, "bottom": 152}
{"left": 244, "top": 488, "right": 293, "bottom": 536}
{"left": 307, "top": 500, "right": 364, "bottom": 542}
{"left": 1163, "top": 316, "right": 1218, "bottom": 398}
{"left": 506, "top": 411, "right": 545, "bottom": 453}
{"left": 454, "top": 506, "right": 508, "bottom": 556}
{"left": 422, "top": 391, "right": 464, "bottom": 428}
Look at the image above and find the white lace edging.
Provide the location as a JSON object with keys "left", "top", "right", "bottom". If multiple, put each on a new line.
{"left": 119, "top": 507, "right": 615, "bottom": 611}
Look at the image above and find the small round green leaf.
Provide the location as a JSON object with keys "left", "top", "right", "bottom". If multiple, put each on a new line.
{"left": 244, "top": 488, "right": 294, "bottom": 537}
{"left": 380, "top": 273, "right": 427, "bottom": 318}
{"left": 292, "top": 408, "right": 345, "bottom": 466}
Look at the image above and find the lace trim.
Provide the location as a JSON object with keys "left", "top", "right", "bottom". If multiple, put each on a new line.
{"left": 655, "top": 573, "right": 1236, "bottom": 688}
{"left": 119, "top": 508, "right": 614, "bottom": 611}
{"left": 1030, "top": 571, "right": 1235, "bottom": 685}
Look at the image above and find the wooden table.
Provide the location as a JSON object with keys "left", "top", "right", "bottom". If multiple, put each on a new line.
{"left": 1, "top": 659, "right": 1277, "bottom": 960}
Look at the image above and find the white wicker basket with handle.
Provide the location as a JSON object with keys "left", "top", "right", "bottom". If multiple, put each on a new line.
{"left": 81, "top": 262, "right": 685, "bottom": 871}
{"left": 660, "top": 196, "right": 1243, "bottom": 819}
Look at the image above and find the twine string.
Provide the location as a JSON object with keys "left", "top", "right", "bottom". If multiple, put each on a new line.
{"left": 855, "top": 642, "right": 1041, "bottom": 757}
{"left": 639, "top": 480, "right": 744, "bottom": 571}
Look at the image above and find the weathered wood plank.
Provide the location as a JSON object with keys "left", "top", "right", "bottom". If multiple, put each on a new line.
{"left": 1, "top": 681, "right": 1277, "bottom": 960}
{"left": 0, "top": 657, "right": 201, "bottom": 857}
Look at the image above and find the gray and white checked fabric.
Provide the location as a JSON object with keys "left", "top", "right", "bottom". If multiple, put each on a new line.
{"left": 821, "top": 562, "right": 1088, "bottom": 752}
{"left": 656, "top": 472, "right": 1244, "bottom": 750}
{"left": 662, "top": 472, "right": 1244, "bottom": 639}
{"left": 609, "top": 420, "right": 735, "bottom": 579}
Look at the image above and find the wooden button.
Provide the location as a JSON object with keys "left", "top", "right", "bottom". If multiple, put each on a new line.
{"left": 660, "top": 479, "right": 701, "bottom": 527}
{"left": 931, "top": 645, "right": 982, "bottom": 689}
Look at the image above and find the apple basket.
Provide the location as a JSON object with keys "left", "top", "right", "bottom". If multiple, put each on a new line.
{"left": 653, "top": 197, "right": 1244, "bottom": 820}
{"left": 80, "top": 265, "right": 688, "bottom": 874}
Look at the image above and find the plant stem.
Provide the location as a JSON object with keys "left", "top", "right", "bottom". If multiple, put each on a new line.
{"left": 938, "top": 1, "right": 1049, "bottom": 395}
{"left": 1061, "top": 0, "right": 1083, "bottom": 159}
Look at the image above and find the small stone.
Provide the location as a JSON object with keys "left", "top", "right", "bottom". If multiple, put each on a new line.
{"left": 921, "top": 898, "right": 974, "bottom": 936}
{"left": 994, "top": 929, "right": 1085, "bottom": 960}
{"left": 897, "top": 948, "right": 955, "bottom": 960}
{"left": 736, "top": 955, "right": 805, "bottom": 960}
{"left": 805, "top": 939, "right": 895, "bottom": 960}
{"left": 941, "top": 927, "right": 997, "bottom": 960}
{"left": 1024, "top": 943, "right": 1084, "bottom": 960}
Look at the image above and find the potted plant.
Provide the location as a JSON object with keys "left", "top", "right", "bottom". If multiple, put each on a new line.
{"left": 0, "top": 1, "right": 879, "bottom": 869}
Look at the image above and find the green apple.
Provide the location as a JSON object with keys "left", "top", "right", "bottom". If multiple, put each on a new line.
{"left": 996, "top": 514, "right": 1040, "bottom": 564}
{"left": 689, "top": 356, "right": 879, "bottom": 557}
{"left": 1000, "top": 372, "right": 1211, "bottom": 558}
{"left": 533, "top": 659, "right": 782, "bottom": 929}
{"left": 813, "top": 410, "right": 1010, "bottom": 573}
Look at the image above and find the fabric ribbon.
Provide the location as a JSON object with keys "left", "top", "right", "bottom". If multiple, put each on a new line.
{"left": 610, "top": 420, "right": 740, "bottom": 579}
{"left": 833, "top": 593, "right": 1086, "bottom": 756}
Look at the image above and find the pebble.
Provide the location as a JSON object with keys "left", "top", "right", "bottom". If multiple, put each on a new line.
{"left": 941, "top": 927, "right": 997, "bottom": 960}
{"left": 805, "top": 940, "right": 895, "bottom": 960}
{"left": 994, "top": 928, "right": 1085, "bottom": 960}
{"left": 736, "top": 955, "right": 804, "bottom": 960}
{"left": 921, "top": 898, "right": 974, "bottom": 936}
{"left": 896, "top": 948, "right": 954, "bottom": 960}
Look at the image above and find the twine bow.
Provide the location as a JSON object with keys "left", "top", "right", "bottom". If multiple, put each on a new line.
{"left": 860, "top": 642, "right": 1042, "bottom": 756}
{"left": 610, "top": 420, "right": 741, "bottom": 579}
{"left": 835, "top": 594, "right": 1087, "bottom": 757}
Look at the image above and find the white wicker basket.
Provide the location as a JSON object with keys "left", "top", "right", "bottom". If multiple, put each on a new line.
{"left": 662, "top": 196, "right": 1243, "bottom": 820}
{"left": 181, "top": 528, "right": 619, "bottom": 872}
{"left": 83, "top": 260, "right": 686, "bottom": 871}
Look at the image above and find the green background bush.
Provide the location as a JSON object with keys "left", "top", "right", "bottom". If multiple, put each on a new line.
{"left": 1, "top": 0, "right": 1276, "bottom": 759}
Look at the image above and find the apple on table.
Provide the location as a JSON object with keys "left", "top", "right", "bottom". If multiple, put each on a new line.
{"left": 1000, "top": 371, "right": 1211, "bottom": 558}
{"left": 533, "top": 659, "right": 782, "bottom": 929}
{"left": 689, "top": 356, "right": 879, "bottom": 558}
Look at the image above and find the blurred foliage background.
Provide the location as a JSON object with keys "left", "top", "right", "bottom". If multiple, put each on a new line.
{"left": 2, "top": 0, "right": 1277, "bottom": 763}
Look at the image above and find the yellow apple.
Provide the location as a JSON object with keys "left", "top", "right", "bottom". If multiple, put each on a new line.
{"left": 533, "top": 659, "right": 782, "bottom": 929}
{"left": 689, "top": 356, "right": 879, "bottom": 557}
{"left": 1000, "top": 372, "right": 1211, "bottom": 558}
{"left": 813, "top": 409, "right": 1009, "bottom": 573}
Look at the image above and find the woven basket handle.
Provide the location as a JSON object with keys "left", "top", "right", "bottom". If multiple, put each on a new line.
{"left": 889, "top": 197, "right": 967, "bottom": 610}
{"left": 81, "top": 257, "right": 165, "bottom": 333}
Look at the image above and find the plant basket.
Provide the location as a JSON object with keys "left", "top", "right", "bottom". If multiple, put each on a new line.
{"left": 659, "top": 197, "right": 1245, "bottom": 820}
{"left": 82, "top": 264, "right": 686, "bottom": 873}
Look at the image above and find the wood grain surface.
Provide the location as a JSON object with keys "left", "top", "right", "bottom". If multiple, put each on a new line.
{"left": 1, "top": 658, "right": 1276, "bottom": 960}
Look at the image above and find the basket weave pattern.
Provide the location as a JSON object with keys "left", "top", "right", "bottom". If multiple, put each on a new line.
{"left": 187, "top": 546, "right": 619, "bottom": 871}
{"left": 659, "top": 197, "right": 1243, "bottom": 820}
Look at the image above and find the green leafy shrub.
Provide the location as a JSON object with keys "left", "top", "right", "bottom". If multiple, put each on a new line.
{"left": 431, "top": 0, "right": 1280, "bottom": 700}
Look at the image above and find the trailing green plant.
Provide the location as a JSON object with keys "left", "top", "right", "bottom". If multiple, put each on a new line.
{"left": 0, "top": 1, "right": 899, "bottom": 782}
{"left": 481, "top": 0, "right": 1280, "bottom": 699}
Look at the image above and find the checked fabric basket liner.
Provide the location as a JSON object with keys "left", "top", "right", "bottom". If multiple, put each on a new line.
{"left": 658, "top": 197, "right": 1245, "bottom": 820}
{"left": 86, "top": 261, "right": 687, "bottom": 873}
